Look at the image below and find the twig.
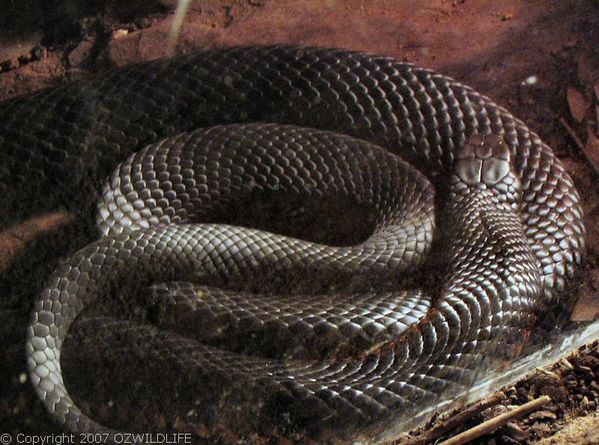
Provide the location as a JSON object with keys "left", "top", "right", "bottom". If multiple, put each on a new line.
{"left": 438, "top": 395, "right": 551, "bottom": 445}
{"left": 405, "top": 391, "right": 506, "bottom": 445}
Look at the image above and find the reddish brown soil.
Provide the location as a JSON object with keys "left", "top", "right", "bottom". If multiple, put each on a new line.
{"left": 1, "top": 0, "right": 598, "bottom": 443}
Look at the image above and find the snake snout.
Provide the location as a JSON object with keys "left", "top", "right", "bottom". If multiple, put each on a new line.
{"left": 455, "top": 134, "right": 513, "bottom": 190}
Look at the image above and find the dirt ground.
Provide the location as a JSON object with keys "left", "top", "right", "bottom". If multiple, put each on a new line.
{"left": 1, "top": 0, "right": 598, "bottom": 443}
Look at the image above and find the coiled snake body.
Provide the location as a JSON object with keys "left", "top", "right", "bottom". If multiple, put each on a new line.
{"left": 0, "top": 46, "right": 585, "bottom": 441}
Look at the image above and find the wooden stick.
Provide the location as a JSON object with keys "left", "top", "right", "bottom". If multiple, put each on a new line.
{"left": 438, "top": 395, "right": 551, "bottom": 445}
{"left": 405, "top": 391, "right": 506, "bottom": 445}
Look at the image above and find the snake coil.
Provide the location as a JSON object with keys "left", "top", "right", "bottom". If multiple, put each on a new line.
{"left": 0, "top": 46, "right": 585, "bottom": 442}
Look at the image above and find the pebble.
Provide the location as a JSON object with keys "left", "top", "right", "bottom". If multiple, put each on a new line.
{"left": 529, "top": 410, "right": 557, "bottom": 421}
{"left": 113, "top": 29, "right": 129, "bottom": 39}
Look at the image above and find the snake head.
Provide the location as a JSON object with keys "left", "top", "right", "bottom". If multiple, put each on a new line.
{"left": 455, "top": 134, "right": 511, "bottom": 186}
{"left": 453, "top": 134, "right": 520, "bottom": 204}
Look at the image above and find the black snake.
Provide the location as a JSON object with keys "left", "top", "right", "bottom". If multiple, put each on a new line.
{"left": 0, "top": 46, "right": 585, "bottom": 442}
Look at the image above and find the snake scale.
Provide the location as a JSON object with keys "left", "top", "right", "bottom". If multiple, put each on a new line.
{"left": 0, "top": 46, "right": 586, "bottom": 442}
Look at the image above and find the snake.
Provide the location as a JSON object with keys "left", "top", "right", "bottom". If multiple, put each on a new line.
{"left": 0, "top": 46, "right": 585, "bottom": 442}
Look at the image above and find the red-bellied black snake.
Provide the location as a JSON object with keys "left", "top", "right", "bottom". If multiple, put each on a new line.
{"left": 0, "top": 46, "right": 585, "bottom": 442}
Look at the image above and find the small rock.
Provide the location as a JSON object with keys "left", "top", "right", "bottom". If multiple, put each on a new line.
{"left": 529, "top": 410, "right": 557, "bottom": 421}
{"left": 505, "top": 422, "right": 531, "bottom": 441}
{"left": 113, "top": 29, "right": 129, "bottom": 39}
{"left": 531, "top": 422, "right": 552, "bottom": 436}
